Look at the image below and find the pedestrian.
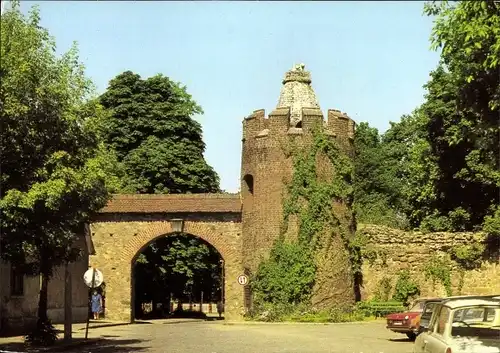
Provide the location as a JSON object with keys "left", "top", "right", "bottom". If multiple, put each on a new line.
{"left": 91, "top": 290, "right": 103, "bottom": 320}
{"left": 217, "top": 301, "right": 223, "bottom": 319}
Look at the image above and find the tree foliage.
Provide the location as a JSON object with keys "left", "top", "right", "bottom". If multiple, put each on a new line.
{"left": 0, "top": 3, "right": 122, "bottom": 340}
{"left": 134, "top": 234, "right": 222, "bottom": 312}
{"left": 354, "top": 1, "right": 499, "bottom": 234}
{"left": 97, "top": 71, "right": 223, "bottom": 313}
{"left": 98, "top": 71, "right": 220, "bottom": 194}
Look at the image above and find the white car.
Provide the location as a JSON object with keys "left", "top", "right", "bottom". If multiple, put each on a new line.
{"left": 413, "top": 297, "right": 500, "bottom": 353}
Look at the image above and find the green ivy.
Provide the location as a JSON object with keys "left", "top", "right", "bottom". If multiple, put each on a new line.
{"left": 450, "top": 243, "right": 485, "bottom": 294}
{"left": 423, "top": 255, "right": 453, "bottom": 296}
{"left": 251, "top": 126, "right": 359, "bottom": 309}
{"left": 392, "top": 270, "right": 420, "bottom": 306}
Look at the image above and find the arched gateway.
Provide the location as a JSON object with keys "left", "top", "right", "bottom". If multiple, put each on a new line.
{"left": 89, "top": 194, "right": 244, "bottom": 322}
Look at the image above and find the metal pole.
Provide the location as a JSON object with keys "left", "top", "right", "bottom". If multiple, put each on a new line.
{"left": 64, "top": 262, "right": 72, "bottom": 341}
{"left": 221, "top": 260, "right": 225, "bottom": 304}
{"left": 84, "top": 268, "right": 96, "bottom": 340}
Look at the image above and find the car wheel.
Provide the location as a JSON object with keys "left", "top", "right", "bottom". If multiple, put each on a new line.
{"left": 406, "top": 332, "right": 417, "bottom": 341}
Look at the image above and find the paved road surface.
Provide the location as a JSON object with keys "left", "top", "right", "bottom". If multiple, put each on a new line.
{"left": 69, "top": 320, "right": 415, "bottom": 353}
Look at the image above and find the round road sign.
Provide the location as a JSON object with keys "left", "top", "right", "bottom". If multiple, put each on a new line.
{"left": 83, "top": 268, "right": 104, "bottom": 288}
{"left": 237, "top": 274, "right": 248, "bottom": 286}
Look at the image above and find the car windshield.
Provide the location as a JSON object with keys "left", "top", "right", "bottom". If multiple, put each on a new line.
{"left": 422, "top": 302, "right": 437, "bottom": 315}
{"left": 409, "top": 301, "right": 425, "bottom": 312}
{"left": 450, "top": 306, "right": 500, "bottom": 339}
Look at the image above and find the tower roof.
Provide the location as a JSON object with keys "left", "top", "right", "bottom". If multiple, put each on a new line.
{"left": 276, "top": 63, "right": 320, "bottom": 126}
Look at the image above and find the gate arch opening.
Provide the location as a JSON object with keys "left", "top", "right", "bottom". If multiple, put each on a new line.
{"left": 90, "top": 220, "right": 244, "bottom": 322}
{"left": 131, "top": 232, "right": 225, "bottom": 320}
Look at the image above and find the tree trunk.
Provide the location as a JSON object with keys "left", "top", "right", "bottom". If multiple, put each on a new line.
{"left": 37, "top": 270, "right": 49, "bottom": 324}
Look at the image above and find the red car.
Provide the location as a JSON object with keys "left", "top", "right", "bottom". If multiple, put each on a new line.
{"left": 386, "top": 298, "right": 440, "bottom": 341}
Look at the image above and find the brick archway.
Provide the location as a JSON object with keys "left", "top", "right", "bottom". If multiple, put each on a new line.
{"left": 122, "top": 221, "right": 239, "bottom": 266}
{"left": 90, "top": 219, "right": 244, "bottom": 322}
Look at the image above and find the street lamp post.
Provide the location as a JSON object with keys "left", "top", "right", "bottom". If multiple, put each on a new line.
{"left": 220, "top": 259, "right": 225, "bottom": 304}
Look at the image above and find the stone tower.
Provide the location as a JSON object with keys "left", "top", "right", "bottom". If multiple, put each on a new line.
{"left": 240, "top": 64, "right": 356, "bottom": 309}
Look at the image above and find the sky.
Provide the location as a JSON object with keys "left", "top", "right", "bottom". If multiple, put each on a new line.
{"left": 16, "top": 1, "right": 441, "bottom": 193}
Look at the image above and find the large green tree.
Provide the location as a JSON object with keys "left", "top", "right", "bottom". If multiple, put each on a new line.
{"left": 98, "top": 71, "right": 220, "bottom": 194}
{"left": 407, "top": 1, "right": 500, "bottom": 231}
{"left": 0, "top": 3, "right": 123, "bottom": 343}
{"left": 98, "top": 71, "right": 222, "bottom": 312}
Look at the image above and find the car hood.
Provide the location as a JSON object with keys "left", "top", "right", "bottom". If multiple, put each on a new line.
{"left": 386, "top": 312, "right": 420, "bottom": 320}
{"left": 451, "top": 337, "right": 500, "bottom": 353}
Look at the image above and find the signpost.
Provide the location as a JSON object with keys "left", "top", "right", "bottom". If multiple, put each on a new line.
{"left": 237, "top": 274, "right": 248, "bottom": 286}
{"left": 83, "top": 268, "right": 104, "bottom": 339}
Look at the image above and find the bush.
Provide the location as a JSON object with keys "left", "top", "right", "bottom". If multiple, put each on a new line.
{"left": 251, "top": 241, "right": 316, "bottom": 306}
{"left": 246, "top": 302, "right": 366, "bottom": 323}
{"left": 356, "top": 300, "right": 405, "bottom": 318}
{"left": 392, "top": 270, "right": 420, "bottom": 306}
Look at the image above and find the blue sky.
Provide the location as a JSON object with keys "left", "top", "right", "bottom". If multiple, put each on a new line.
{"left": 21, "top": 1, "right": 441, "bottom": 192}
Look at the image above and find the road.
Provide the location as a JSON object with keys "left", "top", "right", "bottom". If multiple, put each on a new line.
{"left": 69, "top": 319, "right": 415, "bottom": 353}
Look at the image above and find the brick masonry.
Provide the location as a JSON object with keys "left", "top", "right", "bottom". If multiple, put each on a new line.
{"left": 240, "top": 65, "right": 357, "bottom": 308}
{"left": 359, "top": 224, "right": 500, "bottom": 299}
{"left": 90, "top": 198, "right": 244, "bottom": 322}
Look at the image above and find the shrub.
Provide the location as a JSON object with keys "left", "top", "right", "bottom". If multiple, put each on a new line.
{"left": 392, "top": 270, "right": 420, "bottom": 306}
{"left": 251, "top": 240, "right": 316, "bottom": 306}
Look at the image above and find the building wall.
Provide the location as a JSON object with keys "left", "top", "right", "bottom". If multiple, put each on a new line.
{"left": 89, "top": 213, "right": 244, "bottom": 322}
{"left": 359, "top": 224, "right": 500, "bottom": 299}
{"left": 0, "top": 236, "right": 90, "bottom": 334}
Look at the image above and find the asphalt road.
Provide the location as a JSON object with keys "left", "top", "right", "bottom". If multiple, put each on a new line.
{"left": 71, "top": 319, "right": 415, "bottom": 353}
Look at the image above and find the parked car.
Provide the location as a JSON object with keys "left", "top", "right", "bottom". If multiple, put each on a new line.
{"left": 418, "top": 295, "right": 500, "bottom": 334}
{"left": 386, "top": 298, "right": 441, "bottom": 341}
{"left": 413, "top": 297, "right": 500, "bottom": 353}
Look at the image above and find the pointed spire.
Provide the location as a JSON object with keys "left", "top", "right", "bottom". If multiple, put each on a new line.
{"left": 276, "top": 63, "right": 320, "bottom": 127}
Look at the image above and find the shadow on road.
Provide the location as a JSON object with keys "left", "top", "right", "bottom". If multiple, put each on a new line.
{"left": 76, "top": 338, "right": 150, "bottom": 352}
{"left": 0, "top": 338, "right": 150, "bottom": 353}
{"left": 388, "top": 337, "right": 413, "bottom": 343}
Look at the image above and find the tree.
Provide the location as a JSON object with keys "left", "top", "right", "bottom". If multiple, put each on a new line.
{"left": 407, "top": 1, "right": 500, "bottom": 231}
{"left": 0, "top": 4, "right": 123, "bottom": 343}
{"left": 353, "top": 120, "right": 416, "bottom": 229}
{"left": 98, "top": 71, "right": 222, "bottom": 313}
{"left": 134, "top": 234, "right": 222, "bottom": 317}
{"left": 98, "top": 71, "right": 220, "bottom": 194}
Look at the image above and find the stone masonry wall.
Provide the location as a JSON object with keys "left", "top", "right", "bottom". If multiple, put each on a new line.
{"left": 359, "top": 224, "right": 500, "bottom": 300}
{"left": 89, "top": 213, "right": 244, "bottom": 322}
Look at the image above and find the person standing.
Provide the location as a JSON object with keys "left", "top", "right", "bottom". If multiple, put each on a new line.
{"left": 91, "top": 290, "right": 103, "bottom": 320}
{"left": 216, "top": 301, "right": 224, "bottom": 319}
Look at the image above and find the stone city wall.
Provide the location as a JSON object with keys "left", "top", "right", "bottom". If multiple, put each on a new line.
{"left": 359, "top": 224, "right": 500, "bottom": 300}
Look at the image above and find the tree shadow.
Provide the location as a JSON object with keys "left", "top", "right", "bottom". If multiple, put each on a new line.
{"left": 388, "top": 337, "right": 413, "bottom": 343}
{"left": 0, "top": 338, "right": 150, "bottom": 353}
{"left": 72, "top": 338, "right": 150, "bottom": 352}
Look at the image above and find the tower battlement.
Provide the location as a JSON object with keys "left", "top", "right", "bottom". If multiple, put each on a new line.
{"left": 242, "top": 107, "right": 355, "bottom": 142}
{"left": 242, "top": 64, "right": 355, "bottom": 144}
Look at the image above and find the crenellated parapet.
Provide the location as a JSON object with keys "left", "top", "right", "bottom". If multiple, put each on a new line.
{"left": 242, "top": 107, "right": 356, "bottom": 143}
